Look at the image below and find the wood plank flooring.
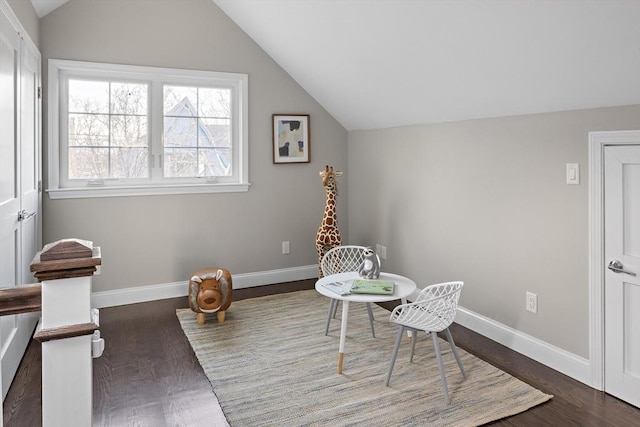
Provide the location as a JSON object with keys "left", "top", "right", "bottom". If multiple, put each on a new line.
{"left": 3, "top": 279, "right": 639, "bottom": 426}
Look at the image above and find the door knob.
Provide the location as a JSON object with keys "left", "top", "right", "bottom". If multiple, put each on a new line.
{"left": 17, "top": 210, "right": 36, "bottom": 222}
{"left": 607, "top": 260, "right": 636, "bottom": 277}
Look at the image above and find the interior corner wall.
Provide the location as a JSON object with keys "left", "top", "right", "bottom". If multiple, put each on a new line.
{"left": 38, "top": 0, "right": 348, "bottom": 293}
{"left": 347, "top": 105, "right": 640, "bottom": 358}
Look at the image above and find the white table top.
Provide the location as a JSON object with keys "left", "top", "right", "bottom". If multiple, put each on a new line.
{"left": 315, "top": 271, "right": 417, "bottom": 303}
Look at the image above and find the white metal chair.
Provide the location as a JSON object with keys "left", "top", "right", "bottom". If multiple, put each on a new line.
{"left": 320, "top": 245, "right": 380, "bottom": 337}
{"left": 385, "top": 281, "right": 466, "bottom": 404}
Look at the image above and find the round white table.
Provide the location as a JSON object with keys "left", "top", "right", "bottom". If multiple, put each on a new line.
{"left": 315, "top": 271, "right": 417, "bottom": 374}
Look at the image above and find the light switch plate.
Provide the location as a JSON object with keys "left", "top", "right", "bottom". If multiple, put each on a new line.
{"left": 566, "top": 163, "right": 579, "bottom": 185}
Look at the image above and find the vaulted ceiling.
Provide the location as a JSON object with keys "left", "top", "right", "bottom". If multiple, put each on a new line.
{"left": 31, "top": 0, "right": 640, "bottom": 131}
{"left": 213, "top": 0, "right": 640, "bottom": 131}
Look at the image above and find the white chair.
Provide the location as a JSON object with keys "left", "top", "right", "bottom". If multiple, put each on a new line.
{"left": 385, "top": 281, "right": 466, "bottom": 404}
{"left": 320, "top": 245, "right": 380, "bottom": 337}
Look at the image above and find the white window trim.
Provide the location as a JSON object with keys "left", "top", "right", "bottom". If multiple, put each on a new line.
{"left": 47, "top": 59, "right": 250, "bottom": 199}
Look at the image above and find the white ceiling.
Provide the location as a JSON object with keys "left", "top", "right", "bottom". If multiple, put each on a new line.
{"left": 30, "top": 0, "right": 68, "bottom": 18}
{"left": 31, "top": 0, "right": 640, "bottom": 131}
{"left": 214, "top": 0, "right": 640, "bottom": 131}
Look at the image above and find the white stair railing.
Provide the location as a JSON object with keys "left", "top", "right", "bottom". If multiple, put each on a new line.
{"left": 27, "top": 238, "right": 103, "bottom": 427}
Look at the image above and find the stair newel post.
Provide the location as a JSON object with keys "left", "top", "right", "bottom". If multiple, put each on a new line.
{"left": 30, "top": 239, "right": 103, "bottom": 427}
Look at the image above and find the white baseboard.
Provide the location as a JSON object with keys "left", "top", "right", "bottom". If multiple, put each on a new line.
{"left": 91, "top": 265, "right": 318, "bottom": 308}
{"left": 455, "top": 306, "right": 593, "bottom": 387}
{"left": 92, "top": 266, "right": 594, "bottom": 389}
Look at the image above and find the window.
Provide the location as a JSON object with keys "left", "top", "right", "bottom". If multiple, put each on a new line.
{"left": 67, "top": 80, "right": 149, "bottom": 180}
{"left": 48, "top": 60, "right": 249, "bottom": 199}
{"left": 162, "top": 85, "right": 231, "bottom": 178}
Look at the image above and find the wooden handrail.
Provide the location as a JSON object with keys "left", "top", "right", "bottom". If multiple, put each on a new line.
{"left": 34, "top": 322, "right": 99, "bottom": 342}
{"left": 0, "top": 283, "right": 42, "bottom": 316}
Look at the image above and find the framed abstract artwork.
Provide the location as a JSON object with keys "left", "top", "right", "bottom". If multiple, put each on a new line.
{"left": 273, "top": 114, "right": 310, "bottom": 163}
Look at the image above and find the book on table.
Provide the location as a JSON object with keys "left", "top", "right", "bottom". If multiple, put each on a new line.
{"left": 350, "top": 279, "right": 395, "bottom": 295}
{"left": 321, "top": 280, "right": 353, "bottom": 296}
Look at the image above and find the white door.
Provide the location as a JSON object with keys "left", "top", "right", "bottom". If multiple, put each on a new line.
{"left": 0, "top": 7, "right": 22, "bottom": 401}
{"left": 19, "top": 27, "right": 41, "bottom": 292}
{"left": 604, "top": 144, "right": 640, "bottom": 407}
{"left": 0, "top": 8, "right": 41, "bottom": 401}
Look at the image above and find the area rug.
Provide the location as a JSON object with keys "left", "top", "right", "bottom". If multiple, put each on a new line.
{"left": 177, "top": 290, "right": 552, "bottom": 426}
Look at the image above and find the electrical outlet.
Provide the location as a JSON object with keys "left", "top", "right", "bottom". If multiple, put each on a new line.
{"left": 282, "top": 241, "right": 290, "bottom": 254}
{"left": 526, "top": 292, "right": 537, "bottom": 314}
{"left": 376, "top": 244, "right": 382, "bottom": 255}
{"left": 380, "top": 245, "right": 387, "bottom": 260}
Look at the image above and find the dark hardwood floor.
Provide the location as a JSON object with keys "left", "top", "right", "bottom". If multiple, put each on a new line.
{"left": 3, "top": 279, "right": 639, "bottom": 426}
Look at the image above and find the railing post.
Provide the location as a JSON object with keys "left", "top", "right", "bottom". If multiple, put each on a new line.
{"left": 30, "top": 238, "right": 102, "bottom": 427}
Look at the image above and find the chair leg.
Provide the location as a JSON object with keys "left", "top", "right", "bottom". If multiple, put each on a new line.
{"left": 325, "top": 299, "right": 337, "bottom": 335}
{"left": 409, "top": 330, "right": 417, "bottom": 363}
{"left": 386, "top": 325, "right": 405, "bottom": 386}
{"left": 444, "top": 328, "right": 466, "bottom": 378}
{"left": 366, "top": 303, "right": 375, "bottom": 338}
{"left": 431, "top": 331, "right": 451, "bottom": 405}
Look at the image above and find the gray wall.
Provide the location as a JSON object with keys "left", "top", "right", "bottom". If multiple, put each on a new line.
{"left": 39, "top": 0, "right": 348, "bottom": 292}
{"left": 6, "top": 0, "right": 38, "bottom": 46}
{"left": 347, "top": 105, "right": 640, "bottom": 358}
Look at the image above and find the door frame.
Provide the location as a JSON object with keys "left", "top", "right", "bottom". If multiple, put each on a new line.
{"left": 588, "top": 130, "right": 640, "bottom": 390}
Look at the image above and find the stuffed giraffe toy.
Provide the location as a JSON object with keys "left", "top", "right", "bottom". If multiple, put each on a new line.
{"left": 316, "top": 165, "right": 343, "bottom": 277}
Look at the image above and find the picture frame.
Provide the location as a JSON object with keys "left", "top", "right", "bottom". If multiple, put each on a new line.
{"left": 273, "top": 114, "right": 310, "bottom": 163}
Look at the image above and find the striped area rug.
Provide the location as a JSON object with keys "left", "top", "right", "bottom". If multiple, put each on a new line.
{"left": 177, "top": 290, "right": 552, "bottom": 426}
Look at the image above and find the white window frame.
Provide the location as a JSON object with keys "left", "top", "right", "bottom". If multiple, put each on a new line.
{"left": 48, "top": 59, "right": 249, "bottom": 199}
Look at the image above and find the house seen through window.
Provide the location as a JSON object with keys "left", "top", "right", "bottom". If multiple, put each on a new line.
{"left": 163, "top": 85, "right": 231, "bottom": 178}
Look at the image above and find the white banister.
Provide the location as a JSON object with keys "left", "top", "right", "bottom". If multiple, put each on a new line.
{"left": 30, "top": 239, "right": 102, "bottom": 427}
